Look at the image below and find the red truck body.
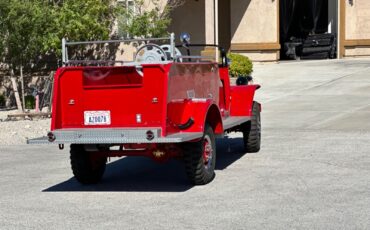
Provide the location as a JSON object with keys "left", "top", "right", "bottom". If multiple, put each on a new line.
{"left": 28, "top": 37, "right": 261, "bottom": 185}
{"left": 43, "top": 62, "right": 259, "bottom": 144}
{"left": 45, "top": 62, "right": 258, "bottom": 143}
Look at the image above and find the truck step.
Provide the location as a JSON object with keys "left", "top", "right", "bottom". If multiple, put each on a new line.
{"left": 223, "top": 116, "right": 251, "bottom": 130}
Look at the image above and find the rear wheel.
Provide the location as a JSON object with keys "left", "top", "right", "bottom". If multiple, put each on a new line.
{"left": 182, "top": 124, "right": 216, "bottom": 185}
{"left": 70, "top": 144, "right": 107, "bottom": 184}
{"left": 242, "top": 102, "right": 261, "bottom": 153}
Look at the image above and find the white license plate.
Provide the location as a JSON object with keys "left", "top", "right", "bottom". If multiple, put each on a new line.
{"left": 84, "top": 111, "right": 111, "bottom": 125}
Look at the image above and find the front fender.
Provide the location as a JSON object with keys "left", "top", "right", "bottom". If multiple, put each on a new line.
{"left": 230, "top": 84, "right": 260, "bottom": 116}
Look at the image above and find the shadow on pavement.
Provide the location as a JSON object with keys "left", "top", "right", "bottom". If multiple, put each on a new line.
{"left": 43, "top": 137, "right": 247, "bottom": 192}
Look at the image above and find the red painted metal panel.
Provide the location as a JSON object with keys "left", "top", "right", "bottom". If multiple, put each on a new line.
{"left": 51, "top": 68, "right": 63, "bottom": 130}
{"left": 230, "top": 85, "right": 260, "bottom": 116}
{"left": 218, "top": 67, "right": 231, "bottom": 116}
{"left": 52, "top": 65, "right": 169, "bottom": 131}
{"left": 166, "top": 99, "right": 214, "bottom": 135}
{"left": 166, "top": 63, "right": 220, "bottom": 135}
{"left": 206, "top": 104, "right": 223, "bottom": 134}
{"left": 83, "top": 67, "right": 142, "bottom": 88}
{"left": 50, "top": 61, "right": 254, "bottom": 140}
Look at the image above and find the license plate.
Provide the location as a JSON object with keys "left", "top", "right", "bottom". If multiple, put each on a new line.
{"left": 84, "top": 111, "right": 111, "bottom": 125}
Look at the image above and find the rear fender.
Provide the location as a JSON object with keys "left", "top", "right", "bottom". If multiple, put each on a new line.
{"left": 205, "top": 104, "right": 223, "bottom": 135}
{"left": 230, "top": 84, "right": 260, "bottom": 116}
{"left": 166, "top": 99, "right": 223, "bottom": 135}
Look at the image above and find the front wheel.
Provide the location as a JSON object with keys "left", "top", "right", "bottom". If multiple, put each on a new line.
{"left": 70, "top": 144, "right": 107, "bottom": 184}
{"left": 182, "top": 124, "right": 216, "bottom": 185}
{"left": 242, "top": 102, "right": 261, "bottom": 153}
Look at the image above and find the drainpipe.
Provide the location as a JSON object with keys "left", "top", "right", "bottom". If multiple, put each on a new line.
{"left": 214, "top": 0, "right": 219, "bottom": 62}
{"left": 214, "top": 0, "right": 216, "bottom": 45}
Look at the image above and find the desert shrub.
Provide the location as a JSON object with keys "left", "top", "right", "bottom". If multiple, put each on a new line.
{"left": 25, "top": 95, "right": 35, "bottom": 109}
{"left": 228, "top": 53, "right": 253, "bottom": 77}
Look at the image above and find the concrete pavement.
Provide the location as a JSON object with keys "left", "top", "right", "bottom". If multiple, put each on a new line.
{"left": 0, "top": 58, "right": 369, "bottom": 229}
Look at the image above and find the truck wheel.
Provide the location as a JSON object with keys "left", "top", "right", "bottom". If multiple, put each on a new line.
{"left": 70, "top": 144, "right": 107, "bottom": 184}
{"left": 182, "top": 124, "right": 216, "bottom": 185}
{"left": 243, "top": 102, "right": 261, "bottom": 153}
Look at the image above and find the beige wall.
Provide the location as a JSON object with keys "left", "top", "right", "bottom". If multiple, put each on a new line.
{"left": 241, "top": 51, "right": 279, "bottom": 62}
{"left": 205, "top": 0, "right": 216, "bottom": 44}
{"left": 115, "top": 0, "right": 370, "bottom": 60}
{"left": 168, "top": 0, "right": 280, "bottom": 61}
{"left": 345, "top": 47, "right": 370, "bottom": 57}
{"left": 230, "top": 0, "right": 278, "bottom": 43}
{"left": 342, "top": 0, "right": 370, "bottom": 57}
{"left": 345, "top": 0, "right": 370, "bottom": 40}
{"left": 229, "top": 0, "right": 279, "bottom": 61}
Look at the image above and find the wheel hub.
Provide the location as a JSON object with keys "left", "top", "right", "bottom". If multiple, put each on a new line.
{"left": 202, "top": 135, "right": 213, "bottom": 169}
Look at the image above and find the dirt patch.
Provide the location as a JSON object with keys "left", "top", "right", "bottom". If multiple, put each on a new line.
{"left": 0, "top": 109, "right": 50, "bottom": 145}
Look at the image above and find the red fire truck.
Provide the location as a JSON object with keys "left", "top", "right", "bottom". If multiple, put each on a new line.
{"left": 28, "top": 33, "right": 261, "bottom": 185}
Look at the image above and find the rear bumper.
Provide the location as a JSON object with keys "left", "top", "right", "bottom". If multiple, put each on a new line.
{"left": 27, "top": 128, "right": 203, "bottom": 144}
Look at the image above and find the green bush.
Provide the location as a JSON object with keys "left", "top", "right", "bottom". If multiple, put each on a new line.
{"left": 25, "top": 95, "right": 35, "bottom": 109}
{"left": 0, "top": 94, "right": 5, "bottom": 107}
{"left": 228, "top": 53, "right": 253, "bottom": 77}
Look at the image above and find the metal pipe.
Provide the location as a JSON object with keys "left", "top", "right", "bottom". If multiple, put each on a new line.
{"left": 62, "top": 36, "right": 174, "bottom": 65}
{"left": 176, "top": 55, "right": 215, "bottom": 59}
{"left": 170, "top": 33, "right": 175, "bottom": 60}
{"left": 214, "top": 0, "right": 216, "bottom": 46}
{"left": 62, "top": 38, "right": 66, "bottom": 66}
{"left": 65, "top": 36, "right": 171, "bottom": 46}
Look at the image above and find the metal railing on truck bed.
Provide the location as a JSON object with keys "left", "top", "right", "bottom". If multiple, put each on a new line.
{"left": 62, "top": 33, "right": 176, "bottom": 67}
{"left": 61, "top": 33, "right": 220, "bottom": 67}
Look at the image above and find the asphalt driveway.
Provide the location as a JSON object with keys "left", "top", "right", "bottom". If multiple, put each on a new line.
{"left": 0, "top": 58, "right": 369, "bottom": 229}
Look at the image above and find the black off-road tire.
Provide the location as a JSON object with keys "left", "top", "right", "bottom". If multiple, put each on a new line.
{"left": 182, "top": 125, "right": 216, "bottom": 185}
{"left": 242, "top": 102, "right": 261, "bottom": 153}
{"left": 70, "top": 144, "right": 107, "bottom": 184}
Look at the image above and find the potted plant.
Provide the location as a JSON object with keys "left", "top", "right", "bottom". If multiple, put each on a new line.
{"left": 228, "top": 53, "right": 253, "bottom": 85}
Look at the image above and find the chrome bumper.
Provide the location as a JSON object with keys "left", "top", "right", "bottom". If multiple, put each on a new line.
{"left": 27, "top": 128, "right": 203, "bottom": 144}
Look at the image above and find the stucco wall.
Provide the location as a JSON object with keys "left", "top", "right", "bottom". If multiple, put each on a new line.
{"left": 345, "top": 0, "right": 370, "bottom": 40}
{"left": 240, "top": 51, "right": 279, "bottom": 62}
{"left": 343, "top": 0, "right": 370, "bottom": 57}
{"left": 230, "top": 0, "right": 279, "bottom": 61}
{"left": 230, "top": 0, "right": 278, "bottom": 43}
{"left": 345, "top": 47, "right": 370, "bottom": 57}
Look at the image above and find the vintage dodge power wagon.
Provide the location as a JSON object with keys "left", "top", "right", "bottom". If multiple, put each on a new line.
{"left": 28, "top": 33, "right": 261, "bottom": 185}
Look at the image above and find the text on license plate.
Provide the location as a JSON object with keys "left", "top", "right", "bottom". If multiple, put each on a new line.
{"left": 84, "top": 111, "right": 111, "bottom": 125}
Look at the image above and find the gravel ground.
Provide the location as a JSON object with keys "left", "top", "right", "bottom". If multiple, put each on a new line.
{"left": 0, "top": 110, "right": 50, "bottom": 145}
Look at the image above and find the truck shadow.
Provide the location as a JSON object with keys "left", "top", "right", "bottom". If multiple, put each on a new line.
{"left": 43, "top": 137, "right": 248, "bottom": 192}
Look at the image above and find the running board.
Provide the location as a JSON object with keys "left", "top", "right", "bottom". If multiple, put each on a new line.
{"left": 222, "top": 116, "right": 251, "bottom": 130}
